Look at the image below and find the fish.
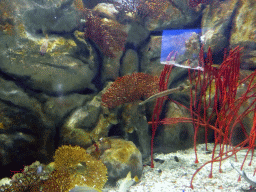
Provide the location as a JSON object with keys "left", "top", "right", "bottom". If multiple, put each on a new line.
{"left": 117, "top": 171, "right": 139, "bottom": 192}
{"left": 69, "top": 185, "right": 101, "bottom": 192}
{"left": 230, "top": 162, "right": 256, "bottom": 188}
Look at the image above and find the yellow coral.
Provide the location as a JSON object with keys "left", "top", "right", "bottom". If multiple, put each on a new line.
{"left": 43, "top": 168, "right": 73, "bottom": 192}
{"left": 53, "top": 145, "right": 108, "bottom": 190}
{"left": 0, "top": 122, "right": 4, "bottom": 129}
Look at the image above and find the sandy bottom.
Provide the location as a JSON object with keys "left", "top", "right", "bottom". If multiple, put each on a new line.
{"left": 103, "top": 143, "right": 256, "bottom": 192}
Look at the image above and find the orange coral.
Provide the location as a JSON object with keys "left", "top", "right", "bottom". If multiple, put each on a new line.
{"left": 101, "top": 73, "right": 159, "bottom": 109}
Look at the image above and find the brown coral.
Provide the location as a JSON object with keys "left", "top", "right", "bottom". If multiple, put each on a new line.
{"left": 84, "top": 11, "right": 127, "bottom": 58}
{"left": 101, "top": 72, "right": 159, "bottom": 109}
{"left": 43, "top": 168, "right": 73, "bottom": 192}
{"left": 112, "top": 0, "right": 169, "bottom": 21}
{"left": 45, "top": 145, "right": 108, "bottom": 191}
{"left": 0, "top": 0, "right": 15, "bottom": 35}
{"left": 0, "top": 161, "right": 51, "bottom": 192}
{"left": 136, "top": 0, "right": 169, "bottom": 20}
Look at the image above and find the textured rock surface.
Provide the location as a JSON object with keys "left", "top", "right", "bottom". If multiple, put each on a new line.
{"left": 0, "top": 35, "right": 98, "bottom": 95}
{"left": 91, "top": 138, "right": 143, "bottom": 186}
{"left": 61, "top": 94, "right": 118, "bottom": 148}
{"left": 22, "top": 0, "right": 80, "bottom": 35}
{"left": 201, "top": 0, "right": 240, "bottom": 53}
{"left": 230, "top": 0, "right": 256, "bottom": 69}
{"left": 121, "top": 103, "right": 151, "bottom": 158}
{"left": 120, "top": 49, "right": 139, "bottom": 76}
{"left": 145, "top": 0, "right": 202, "bottom": 31}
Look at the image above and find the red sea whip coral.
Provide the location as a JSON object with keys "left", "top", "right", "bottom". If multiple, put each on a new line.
{"left": 154, "top": 46, "right": 256, "bottom": 188}
{"left": 150, "top": 64, "right": 173, "bottom": 168}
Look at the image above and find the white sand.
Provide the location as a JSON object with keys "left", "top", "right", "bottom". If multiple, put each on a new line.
{"left": 104, "top": 143, "right": 256, "bottom": 192}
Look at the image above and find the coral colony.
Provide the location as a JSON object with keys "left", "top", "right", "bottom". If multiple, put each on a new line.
{"left": 83, "top": 11, "right": 128, "bottom": 58}
{"left": 1, "top": 0, "right": 256, "bottom": 191}
{"left": 102, "top": 46, "right": 256, "bottom": 188}
{"left": 0, "top": 145, "right": 107, "bottom": 191}
{"left": 101, "top": 73, "right": 159, "bottom": 109}
{"left": 150, "top": 46, "right": 256, "bottom": 188}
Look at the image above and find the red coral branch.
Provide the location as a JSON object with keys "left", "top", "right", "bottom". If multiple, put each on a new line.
{"left": 150, "top": 64, "right": 173, "bottom": 168}
{"left": 150, "top": 46, "right": 256, "bottom": 189}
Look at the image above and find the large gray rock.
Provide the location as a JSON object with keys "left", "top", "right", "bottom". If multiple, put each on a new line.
{"left": 22, "top": 0, "right": 79, "bottom": 35}
{"left": 0, "top": 33, "right": 98, "bottom": 95}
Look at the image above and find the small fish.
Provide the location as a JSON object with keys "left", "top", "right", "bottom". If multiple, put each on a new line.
{"left": 230, "top": 162, "right": 256, "bottom": 188}
{"left": 40, "top": 35, "right": 49, "bottom": 55}
{"left": 69, "top": 185, "right": 101, "bottom": 192}
{"left": 36, "top": 165, "right": 43, "bottom": 174}
{"left": 117, "top": 171, "right": 139, "bottom": 192}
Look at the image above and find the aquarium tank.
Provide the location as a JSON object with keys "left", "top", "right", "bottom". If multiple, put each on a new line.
{"left": 0, "top": 0, "right": 256, "bottom": 191}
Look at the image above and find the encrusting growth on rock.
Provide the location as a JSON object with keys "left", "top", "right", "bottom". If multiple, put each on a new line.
{"left": 44, "top": 145, "right": 108, "bottom": 191}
